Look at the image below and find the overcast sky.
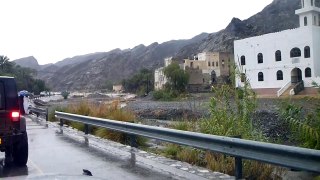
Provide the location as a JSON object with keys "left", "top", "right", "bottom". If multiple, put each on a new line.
{"left": 0, "top": 0, "right": 273, "bottom": 65}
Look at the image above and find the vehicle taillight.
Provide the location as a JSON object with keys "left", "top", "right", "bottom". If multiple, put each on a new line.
{"left": 11, "top": 111, "right": 20, "bottom": 121}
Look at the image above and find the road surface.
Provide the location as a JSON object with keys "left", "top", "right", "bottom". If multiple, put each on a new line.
{"left": 0, "top": 117, "right": 232, "bottom": 180}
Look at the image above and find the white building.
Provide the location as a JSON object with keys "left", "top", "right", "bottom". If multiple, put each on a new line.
{"left": 234, "top": 0, "right": 320, "bottom": 96}
{"left": 154, "top": 57, "right": 173, "bottom": 90}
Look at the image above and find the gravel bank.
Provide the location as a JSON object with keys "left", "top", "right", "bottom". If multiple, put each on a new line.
{"left": 125, "top": 95, "right": 319, "bottom": 142}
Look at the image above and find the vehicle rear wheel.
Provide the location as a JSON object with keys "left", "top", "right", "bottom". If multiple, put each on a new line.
{"left": 13, "top": 132, "right": 28, "bottom": 166}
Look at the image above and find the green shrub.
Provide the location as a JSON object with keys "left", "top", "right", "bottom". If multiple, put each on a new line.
{"left": 61, "top": 91, "right": 70, "bottom": 99}
{"left": 280, "top": 99, "right": 320, "bottom": 149}
{"left": 163, "top": 144, "right": 181, "bottom": 158}
{"left": 70, "top": 122, "right": 85, "bottom": 131}
{"left": 176, "top": 147, "right": 202, "bottom": 165}
{"left": 161, "top": 66, "right": 280, "bottom": 179}
{"left": 153, "top": 89, "right": 177, "bottom": 101}
{"left": 172, "top": 120, "right": 197, "bottom": 131}
{"left": 200, "top": 69, "right": 257, "bottom": 139}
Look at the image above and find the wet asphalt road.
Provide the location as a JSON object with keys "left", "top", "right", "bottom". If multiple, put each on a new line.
{"left": 0, "top": 117, "right": 199, "bottom": 180}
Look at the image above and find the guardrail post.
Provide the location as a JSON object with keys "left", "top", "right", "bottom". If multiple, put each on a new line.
{"left": 130, "top": 135, "right": 137, "bottom": 148}
{"left": 60, "top": 118, "right": 63, "bottom": 127}
{"left": 234, "top": 135, "right": 243, "bottom": 180}
{"left": 84, "top": 124, "right": 89, "bottom": 135}
{"left": 235, "top": 156, "right": 243, "bottom": 179}
{"left": 45, "top": 108, "right": 49, "bottom": 122}
{"left": 84, "top": 124, "right": 89, "bottom": 145}
{"left": 58, "top": 118, "right": 64, "bottom": 134}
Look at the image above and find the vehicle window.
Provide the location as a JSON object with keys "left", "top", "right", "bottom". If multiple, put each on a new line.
{"left": 0, "top": 82, "right": 4, "bottom": 110}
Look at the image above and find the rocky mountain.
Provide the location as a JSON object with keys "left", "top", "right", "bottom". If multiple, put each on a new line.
{"left": 13, "top": 56, "right": 40, "bottom": 69}
{"left": 13, "top": 56, "right": 54, "bottom": 70}
{"left": 15, "top": 0, "right": 300, "bottom": 91}
{"left": 175, "top": 0, "right": 300, "bottom": 59}
{"left": 40, "top": 33, "right": 209, "bottom": 91}
{"left": 54, "top": 52, "right": 112, "bottom": 67}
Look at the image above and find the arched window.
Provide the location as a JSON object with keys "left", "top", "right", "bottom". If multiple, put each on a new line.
{"left": 312, "top": 0, "right": 314, "bottom": 6}
{"left": 212, "top": 62, "right": 215, "bottom": 67}
{"left": 316, "top": 0, "right": 320, "bottom": 7}
{"left": 305, "top": 68, "right": 312, "bottom": 77}
{"left": 216, "top": 62, "right": 219, "bottom": 67}
{"left": 208, "top": 62, "right": 211, "bottom": 66}
{"left": 275, "top": 50, "right": 282, "bottom": 61}
{"left": 258, "top": 72, "right": 264, "bottom": 82}
{"left": 240, "top": 56, "right": 246, "bottom": 65}
{"left": 290, "top": 48, "right": 301, "bottom": 57}
{"left": 304, "top": 46, "right": 311, "bottom": 58}
{"left": 257, "top": 53, "right": 263, "bottom": 64}
{"left": 304, "top": 16, "right": 308, "bottom": 26}
{"left": 277, "top": 70, "right": 283, "bottom": 80}
{"left": 302, "top": 0, "right": 305, "bottom": 7}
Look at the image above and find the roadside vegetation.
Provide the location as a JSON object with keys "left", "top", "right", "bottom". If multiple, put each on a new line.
{"left": 156, "top": 67, "right": 283, "bottom": 179}
{"left": 61, "top": 91, "right": 70, "bottom": 99}
{"left": 153, "top": 62, "right": 189, "bottom": 101}
{"left": 156, "top": 79, "right": 320, "bottom": 179}
{"left": 279, "top": 83, "right": 320, "bottom": 150}
{"left": 0, "top": 55, "right": 49, "bottom": 94}
{"left": 46, "top": 69, "right": 319, "bottom": 179}
{"left": 50, "top": 101, "right": 146, "bottom": 146}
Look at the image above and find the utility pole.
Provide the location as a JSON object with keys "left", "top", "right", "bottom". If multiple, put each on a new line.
{"left": 146, "top": 75, "right": 149, "bottom": 95}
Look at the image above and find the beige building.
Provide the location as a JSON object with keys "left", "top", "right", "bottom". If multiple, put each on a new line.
{"left": 113, "top": 85, "right": 123, "bottom": 92}
{"left": 184, "top": 52, "right": 233, "bottom": 85}
{"left": 155, "top": 52, "right": 233, "bottom": 92}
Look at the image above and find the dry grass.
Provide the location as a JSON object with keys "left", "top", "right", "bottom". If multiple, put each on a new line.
{"left": 176, "top": 147, "right": 203, "bottom": 166}
{"left": 61, "top": 100, "right": 146, "bottom": 146}
{"left": 65, "top": 100, "right": 134, "bottom": 122}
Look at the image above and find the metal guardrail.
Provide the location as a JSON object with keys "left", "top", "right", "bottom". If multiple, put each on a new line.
{"left": 28, "top": 107, "right": 49, "bottom": 122}
{"left": 55, "top": 111, "right": 320, "bottom": 179}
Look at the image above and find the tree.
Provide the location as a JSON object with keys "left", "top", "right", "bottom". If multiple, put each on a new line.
{"left": 163, "top": 63, "right": 189, "bottom": 92}
{"left": 0, "top": 56, "right": 14, "bottom": 74}
{"left": 32, "top": 79, "right": 47, "bottom": 95}
{"left": 61, "top": 91, "right": 70, "bottom": 99}
{"left": 122, "top": 69, "right": 154, "bottom": 95}
{"left": 0, "top": 55, "right": 49, "bottom": 93}
{"left": 103, "top": 80, "right": 113, "bottom": 91}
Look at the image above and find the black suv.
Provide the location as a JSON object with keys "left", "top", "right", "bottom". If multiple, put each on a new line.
{"left": 0, "top": 76, "right": 28, "bottom": 166}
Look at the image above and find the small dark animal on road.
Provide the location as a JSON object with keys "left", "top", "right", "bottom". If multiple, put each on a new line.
{"left": 83, "top": 169, "right": 93, "bottom": 176}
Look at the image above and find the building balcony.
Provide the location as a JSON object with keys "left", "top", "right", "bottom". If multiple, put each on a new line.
{"left": 295, "top": 6, "right": 320, "bottom": 15}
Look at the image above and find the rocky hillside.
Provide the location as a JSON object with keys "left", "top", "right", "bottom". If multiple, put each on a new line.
{"left": 15, "top": 0, "right": 300, "bottom": 91}
{"left": 13, "top": 56, "right": 53, "bottom": 70}
{"left": 13, "top": 56, "right": 40, "bottom": 69}
{"left": 38, "top": 33, "right": 209, "bottom": 91}
{"left": 175, "top": 0, "right": 300, "bottom": 59}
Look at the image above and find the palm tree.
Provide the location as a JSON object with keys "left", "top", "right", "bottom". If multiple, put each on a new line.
{"left": 0, "top": 55, "right": 14, "bottom": 74}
